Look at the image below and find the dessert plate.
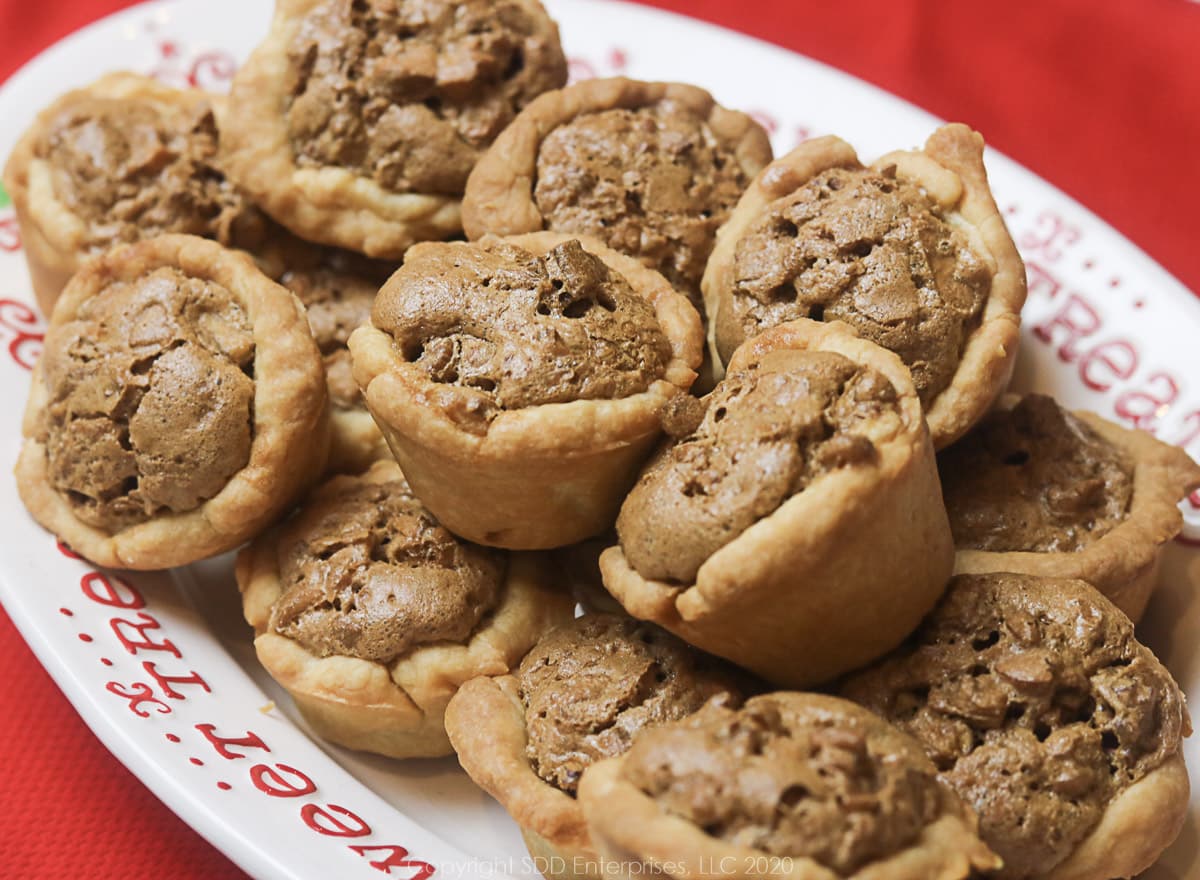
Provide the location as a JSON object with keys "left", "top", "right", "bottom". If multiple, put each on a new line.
{"left": 1, "top": 0, "right": 1198, "bottom": 877}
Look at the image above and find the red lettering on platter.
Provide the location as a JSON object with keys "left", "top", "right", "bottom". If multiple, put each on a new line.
{"left": 1078, "top": 340, "right": 1138, "bottom": 392}
{"left": 251, "top": 763, "right": 318, "bottom": 798}
{"left": 1025, "top": 260, "right": 1063, "bottom": 300}
{"left": 0, "top": 216, "right": 20, "bottom": 252}
{"left": 1018, "top": 209, "right": 1081, "bottom": 261}
{"left": 1033, "top": 293, "right": 1101, "bottom": 362}
{"left": 81, "top": 571, "right": 145, "bottom": 609}
{"left": 1173, "top": 410, "right": 1200, "bottom": 449}
{"left": 1190, "top": 489, "right": 1199, "bottom": 511}
{"left": 195, "top": 724, "right": 272, "bottom": 760}
{"left": 56, "top": 539, "right": 83, "bottom": 559}
{"left": 142, "top": 660, "right": 210, "bottom": 699}
{"left": 106, "top": 681, "right": 172, "bottom": 718}
{"left": 0, "top": 298, "right": 43, "bottom": 369}
{"left": 1114, "top": 373, "right": 1181, "bottom": 433}
{"left": 301, "top": 804, "right": 371, "bottom": 838}
{"left": 111, "top": 612, "right": 181, "bottom": 657}
{"left": 350, "top": 845, "right": 436, "bottom": 879}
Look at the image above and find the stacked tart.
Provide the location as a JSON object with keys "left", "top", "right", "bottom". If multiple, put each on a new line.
{"left": 6, "top": 1, "right": 1200, "bottom": 877}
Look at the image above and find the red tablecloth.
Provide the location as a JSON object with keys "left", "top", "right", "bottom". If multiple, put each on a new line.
{"left": 1, "top": 1, "right": 1197, "bottom": 877}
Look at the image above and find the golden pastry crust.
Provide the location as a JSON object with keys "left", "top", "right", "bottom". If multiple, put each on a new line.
{"left": 1043, "top": 753, "right": 1189, "bottom": 880}
{"left": 703, "top": 124, "right": 1025, "bottom": 449}
{"left": 952, "top": 396, "right": 1200, "bottom": 622}
{"left": 349, "top": 231, "right": 703, "bottom": 549}
{"left": 2, "top": 72, "right": 254, "bottom": 317}
{"left": 577, "top": 693, "right": 1000, "bottom": 880}
{"left": 220, "top": 0, "right": 565, "bottom": 258}
{"left": 461, "top": 78, "right": 772, "bottom": 282}
{"left": 238, "top": 460, "right": 574, "bottom": 758}
{"left": 600, "top": 319, "right": 953, "bottom": 687}
{"left": 446, "top": 675, "right": 600, "bottom": 879}
{"left": 15, "top": 234, "right": 328, "bottom": 570}
{"left": 325, "top": 406, "right": 391, "bottom": 475}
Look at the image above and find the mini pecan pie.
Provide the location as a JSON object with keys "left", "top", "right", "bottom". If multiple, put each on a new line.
{"left": 221, "top": 0, "right": 567, "bottom": 258}
{"left": 2, "top": 72, "right": 270, "bottom": 317}
{"left": 444, "top": 614, "right": 745, "bottom": 880}
{"left": 578, "top": 693, "right": 999, "bottom": 880}
{"left": 349, "top": 232, "right": 703, "bottom": 549}
{"left": 462, "top": 77, "right": 772, "bottom": 311}
{"left": 600, "top": 318, "right": 953, "bottom": 687}
{"left": 238, "top": 458, "right": 572, "bottom": 758}
{"left": 842, "top": 573, "right": 1192, "bottom": 880}
{"left": 15, "top": 234, "right": 328, "bottom": 569}
{"left": 704, "top": 124, "right": 1026, "bottom": 448}
{"left": 941, "top": 394, "right": 1200, "bottom": 621}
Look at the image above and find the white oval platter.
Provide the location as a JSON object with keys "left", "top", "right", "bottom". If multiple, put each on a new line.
{"left": 0, "top": 0, "right": 1197, "bottom": 877}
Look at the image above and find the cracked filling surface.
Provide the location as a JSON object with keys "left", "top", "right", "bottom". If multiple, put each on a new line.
{"left": 373, "top": 238, "right": 672, "bottom": 432}
{"left": 41, "top": 267, "right": 255, "bottom": 532}
{"left": 280, "top": 258, "right": 382, "bottom": 409}
{"left": 723, "top": 165, "right": 990, "bottom": 405}
{"left": 620, "top": 695, "right": 943, "bottom": 874}
{"left": 517, "top": 614, "right": 742, "bottom": 795}
{"left": 939, "top": 394, "right": 1133, "bottom": 553}
{"left": 617, "top": 349, "right": 899, "bottom": 584}
{"left": 534, "top": 101, "right": 750, "bottom": 304}
{"left": 38, "top": 95, "right": 268, "bottom": 255}
{"left": 841, "top": 573, "right": 1188, "bottom": 879}
{"left": 286, "top": 0, "right": 567, "bottom": 195}
{"left": 269, "top": 474, "right": 504, "bottom": 664}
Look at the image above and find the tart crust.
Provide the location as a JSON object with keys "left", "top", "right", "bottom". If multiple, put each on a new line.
{"left": 348, "top": 231, "right": 703, "bottom": 549}
{"left": 1043, "top": 753, "right": 1189, "bottom": 880}
{"left": 577, "top": 693, "right": 1000, "bottom": 880}
{"left": 238, "top": 460, "right": 573, "bottom": 758}
{"left": 461, "top": 76, "right": 772, "bottom": 248}
{"left": 703, "top": 124, "right": 1026, "bottom": 449}
{"left": 3, "top": 72, "right": 234, "bottom": 317}
{"left": 220, "top": 0, "right": 563, "bottom": 258}
{"left": 445, "top": 674, "right": 600, "bottom": 879}
{"left": 599, "top": 319, "right": 953, "bottom": 687}
{"left": 951, "top": 396, "right": 1200, "bottom": 621}
{"left": 15, "top": 234, "right": 329, "bottom": 570}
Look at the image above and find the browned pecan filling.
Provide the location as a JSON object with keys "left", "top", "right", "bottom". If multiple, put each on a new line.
{"left": 286, "top": 0, "right": 566, "bottom": 194}
{"left": 40, "top": 267, "right": 255, "bottom": 531}
{"left": 517, "top": 614, "right": 742, "bottom": 795}
{"left": 535, "top": 100, "right": 749, "bottom": 304}
{"left": 39, "top": 95, "right": 267, "bottom": 254}
{"left": 373, "top": 238, "right": 672, "bottom": 433}
{"left": 842, "top": 573, "right": 1189, "bottom": 879}
{"left": 940, "top": 394, "right": 1133, "bottom": 553}
{"left": 618, "top": 349, "right": 899, "bottom": 584}
{"left": 280, "top": 260, "right": 381, "bottom": 409}
{"left": 621, "top": 696, "right": 943, "bottom": 874}
{"left": 720, "top": 165, "right": 990, "bottom": 405}
{"left": 270, "top": 475, "right": 504, "bottom": 664}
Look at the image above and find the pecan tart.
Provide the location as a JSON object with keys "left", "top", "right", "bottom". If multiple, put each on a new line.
{"left": 348, "top": 231, "right": 703, "bottom": 549}
{"left": 2, "top": 72, "right": 269, "bottom": 317}
{"left": 462, "top": 77, "right": 772, "bottom": 312}
{"left": 444, "top": 614, "right": 744, "bottom": 880}
{"left": 221, "top": 0, "right": 567, "bottom": 258}
{"left": 842, "top": 572, "right": 1192, "bottom": 880}
{"left": 704, "top": 124, "right": 1026, "bottom": 448}
{"left": 16, "top": 234, "right": 328, "bottom": 569}
{"left": 578, "top": 693, "right": 1000, "bottom": 880}
{"left": 238, "top": 459, "right": 572, "bottom": 758}
{"left": 600, "top": 319, "right": 953, "bottom": 687}
{"left": 941, "top": 393, "right": 1200, "bottom": 621}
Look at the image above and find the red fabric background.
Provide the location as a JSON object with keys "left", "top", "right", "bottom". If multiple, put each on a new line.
{"left": 0, "top": 1, "right": 1197, "bottom": 877}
